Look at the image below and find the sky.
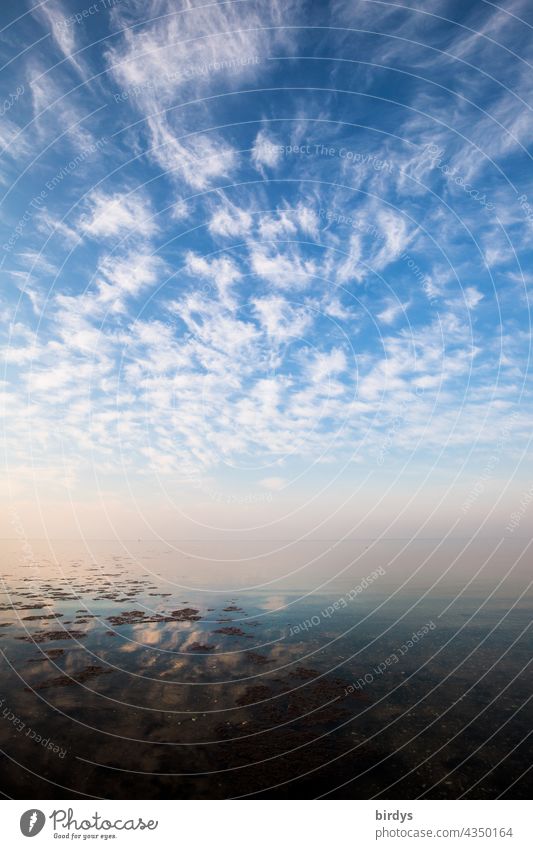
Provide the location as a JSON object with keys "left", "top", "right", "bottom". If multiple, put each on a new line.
{"left": 0, "top": 0, "right": 532, "bottom": 540}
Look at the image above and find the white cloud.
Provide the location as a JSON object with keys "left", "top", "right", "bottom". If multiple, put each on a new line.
{"left": 377, "top": 299, "right": 410, "bottom": 325}
{"left": 32, "top": 0, "right": 88, "bottom": 79}
{"left": 295, "top": 203, "right": 320, "bottom": 239}
{"left": 373, "top": 209, "right": 414, "bottom": 271}
{"left": 208, "top": 204, "right": 252, "bottom": 238}
{"left": 252, "top": 296, "right": 312, "bottom": 341}
{"left": 251, "top": 129, "right": 282, "bottom": 171}
{"left": 259, "top": 476, "right": 287, "bottom": 490}
{"left": 258, "top": 203, "right": 320, "bottom": 241}
{"left": 80, "top": 191, "right": 158, "bottom": 239}
{"left": 184, "top": 252, "right": 241, "bottom": 306}
{"left": 464, "top": 286, "right": 484, "bottom": 310}
{"left": 104, "top": 0, "right": 300, "bottom": 188}
{"left": 147, "top": 117, "right": 238, "bottom": 189}
{"left": 249, "top": 245, "right": 318, "bottom": 289}
{"left": 259, "top": 210, "right": 298, "bottom": 240}
{"left": 171, "top": 199, "right": 188, "bottom": 221}
{"left": 306, "top": 347, "right": 347, "bottom": 383}
{"left": 95, "top": 252, "right": 166, "bottom": 312}
{"left": 336, "top": 234, "right": 364, "bottom": 283}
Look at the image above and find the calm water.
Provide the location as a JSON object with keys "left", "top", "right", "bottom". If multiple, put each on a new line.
{"left": 0, "top": 538, "right": 531, "bottom": 799}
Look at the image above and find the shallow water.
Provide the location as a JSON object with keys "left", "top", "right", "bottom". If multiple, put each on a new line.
{"left": 0, "top": 538, "right": 531, "bottom": 798}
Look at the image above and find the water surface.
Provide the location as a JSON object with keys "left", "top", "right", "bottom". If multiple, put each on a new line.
{"left": 0, "top": 538, "right": 531, "bottom": 799}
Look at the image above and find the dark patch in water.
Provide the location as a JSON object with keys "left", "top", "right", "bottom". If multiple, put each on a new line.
{"left": 17, "top": 630, "right": 87, "bottom": 643}
{"left": 29, "top": 665, "right": 112, "bottom": 691}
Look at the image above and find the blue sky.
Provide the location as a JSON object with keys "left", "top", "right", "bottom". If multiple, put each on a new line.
{"left": 1, "top": 0, "right": 532, "bottom": 538}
